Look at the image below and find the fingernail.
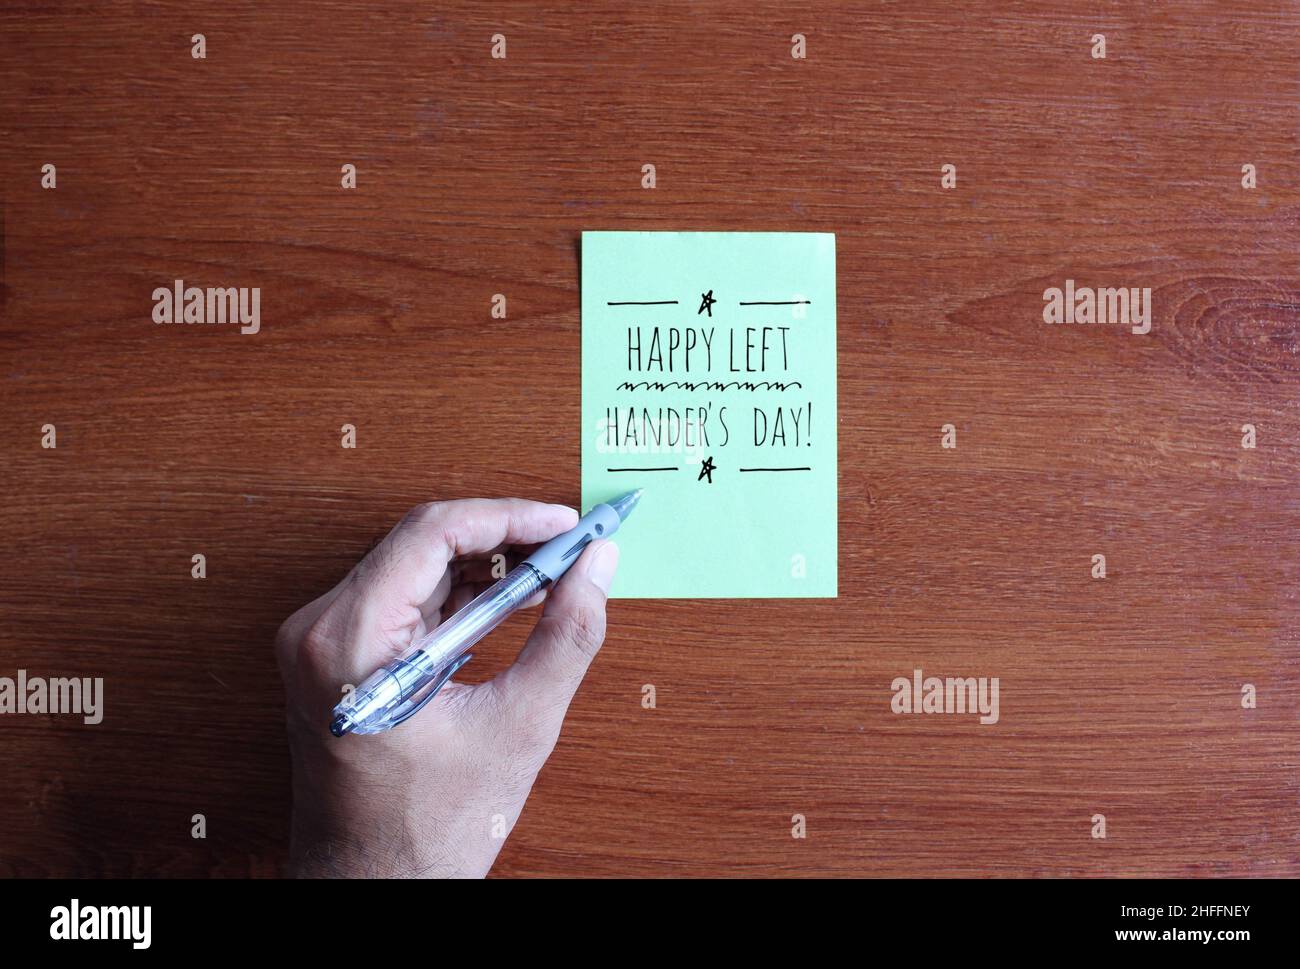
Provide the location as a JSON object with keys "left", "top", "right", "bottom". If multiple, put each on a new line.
{"left": 588, "top": 540, "right": 619, "bottom": 594}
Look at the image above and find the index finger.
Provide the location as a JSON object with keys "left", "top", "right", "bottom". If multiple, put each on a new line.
{"left": 344, "top": 498, "right": 578, "bottom": 649}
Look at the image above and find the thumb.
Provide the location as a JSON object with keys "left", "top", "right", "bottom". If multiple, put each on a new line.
{"left": 496, "top": 539, "right": 620, "bottom": 714}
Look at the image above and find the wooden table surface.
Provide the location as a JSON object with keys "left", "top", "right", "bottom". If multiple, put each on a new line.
{"left": 2, "top": 1, "right": 1297, "bottom": 877}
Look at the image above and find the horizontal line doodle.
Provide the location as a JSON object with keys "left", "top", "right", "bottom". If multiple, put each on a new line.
{"left": 607, "top": 300, "right": 679, "bottom": 305}
{"left": 738, "top": 300, "right": 811, "bottom": 305}
{"left": 607, "top": 466, "right": 679, "bottom": 472}
{"left": 738, "top": 467, "right": 812, "bottom": 472}
{"left": 616, "top": 380, "right": 804, "bottom": 392}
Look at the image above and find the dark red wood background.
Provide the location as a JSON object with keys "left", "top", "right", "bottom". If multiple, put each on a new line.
{"left": 2, "top": 1, "right": 1297, "bottom": 876}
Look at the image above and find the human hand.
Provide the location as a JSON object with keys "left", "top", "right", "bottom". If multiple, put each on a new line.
{"left": 274, "top": 498, "right": 619, "bottom": 878}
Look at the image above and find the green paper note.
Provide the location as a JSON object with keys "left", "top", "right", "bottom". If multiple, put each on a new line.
{"left": 581, "top": 231, "right": 837, "bottom": 598}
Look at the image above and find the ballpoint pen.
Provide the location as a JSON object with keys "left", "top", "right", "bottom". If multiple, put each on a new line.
{"left": 329, "top": 489, "right": 642, "bottom": 737}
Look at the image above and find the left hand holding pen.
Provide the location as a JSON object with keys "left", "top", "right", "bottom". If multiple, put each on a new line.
{"left": 274, "top": 497, "right": 620, "bottom": 878}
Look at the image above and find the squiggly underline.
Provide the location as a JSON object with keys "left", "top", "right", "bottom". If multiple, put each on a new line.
{"left": 616, "top": 380, "right": 804, "bottom": 392}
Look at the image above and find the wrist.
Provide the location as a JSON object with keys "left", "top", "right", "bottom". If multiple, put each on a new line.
{"left": 286, "top": 738, "right": 474, "bottom": 879}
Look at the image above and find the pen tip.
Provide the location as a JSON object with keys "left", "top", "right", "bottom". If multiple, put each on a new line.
{"left": 609, "top": 488, "right": 643, "bottom": 521}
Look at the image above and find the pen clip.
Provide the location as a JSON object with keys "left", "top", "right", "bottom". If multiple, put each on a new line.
{"left": 377, "top": 653, "right": 474, "bottom": 732}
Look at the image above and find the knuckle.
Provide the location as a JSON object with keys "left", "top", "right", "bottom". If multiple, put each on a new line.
{"left": 274, "top": 611, "right": 305, "bottom": 653}
{"left": 406, "top": 500, "right": 441, "bottom": 522}
{"left": 275, "top": 602, "right": 322, "bottom": 654}
{"left": 403, "top": 503, "right": 465, "bottom": 555}
{"left": 300, "top": 612, "right": 343, "bottom": 656}
{"left": 395, "top": 502, "right": 451, "bottom": 545}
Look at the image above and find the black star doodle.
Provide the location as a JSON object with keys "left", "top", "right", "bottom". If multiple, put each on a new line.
{"left": 698, "top": 455, "right": 716, "bottom": 483}
{"left": 697, "top": 289, "right": 717, "bottom": 317}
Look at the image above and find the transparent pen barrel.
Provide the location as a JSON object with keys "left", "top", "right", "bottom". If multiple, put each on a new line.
{"left": 405, "top": 563, "right": 546, "bottom": 676}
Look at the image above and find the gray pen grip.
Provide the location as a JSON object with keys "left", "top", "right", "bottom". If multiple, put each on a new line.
{"left": 525, "top": 503, "right": 621, "bottom": 583}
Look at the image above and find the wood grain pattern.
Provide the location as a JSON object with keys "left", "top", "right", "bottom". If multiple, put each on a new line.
{"left": 1, "top": 1, "right": 1297, "bottom": 877}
